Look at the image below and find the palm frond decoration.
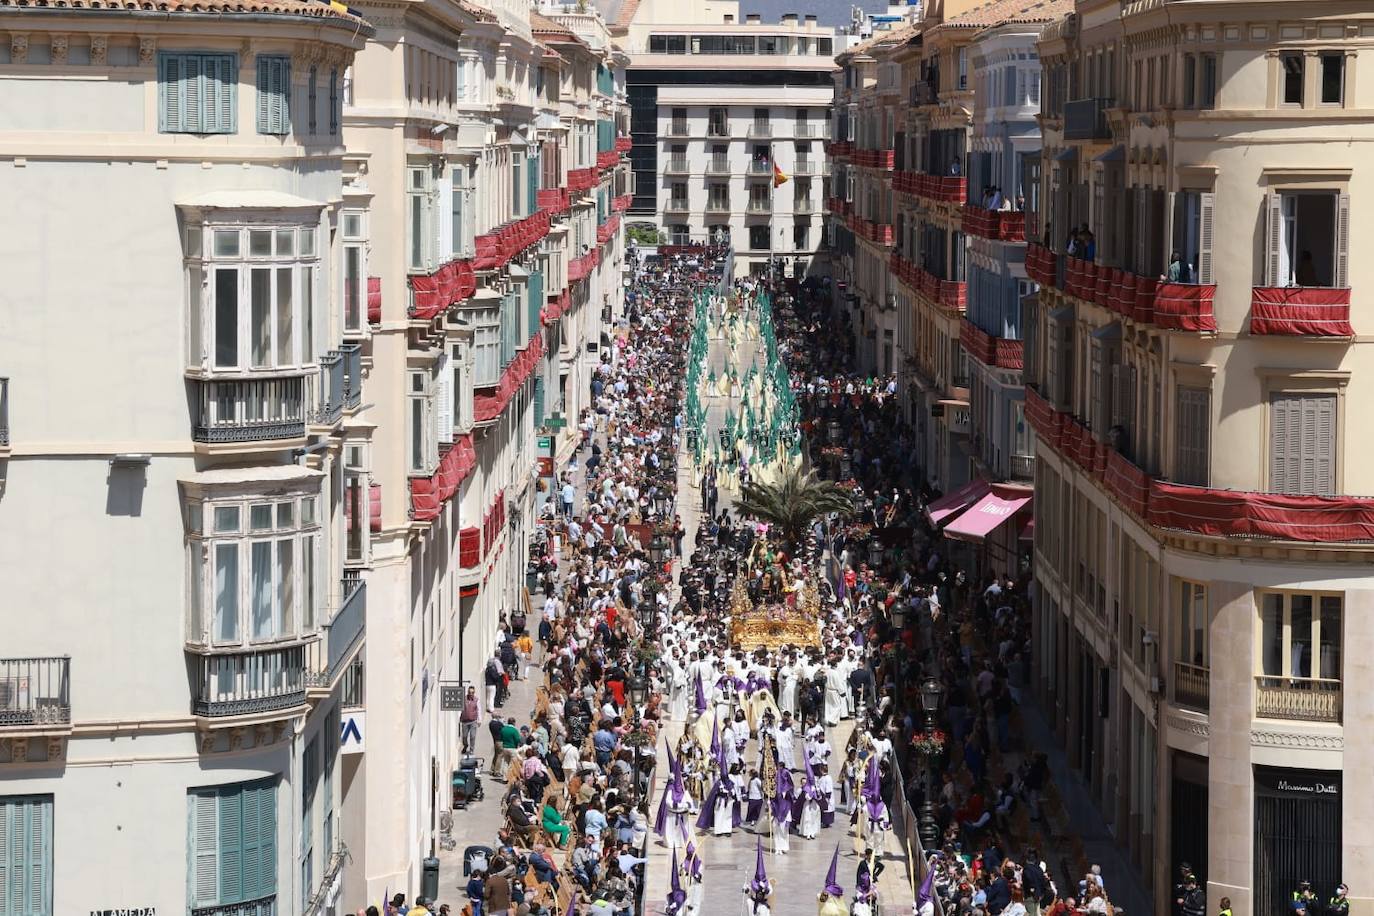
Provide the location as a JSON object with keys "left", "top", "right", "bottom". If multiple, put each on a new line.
{"left": 736, "top": 461, "right": 855, "bottom": 547}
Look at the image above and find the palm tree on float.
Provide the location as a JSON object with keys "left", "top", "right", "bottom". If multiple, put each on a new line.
{"left": 736, "top": 461, "right": 854, "bottom": 549}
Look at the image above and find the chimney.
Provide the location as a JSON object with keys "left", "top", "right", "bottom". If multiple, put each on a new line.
{"left": 804, "top": 13, "right": 817, "bottom": 28}
{"left": 781, "top": 12, "right": 799, "bottom": 25}
{"left": 745, "top": 13, "right": 762, "bottom": 23}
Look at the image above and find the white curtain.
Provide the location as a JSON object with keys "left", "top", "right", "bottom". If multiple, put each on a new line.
{"left": 252, "top": 541, "right": 274, "bottom": 639}
{"left": 215, "top": 543, "right": 239, "bottom": 642}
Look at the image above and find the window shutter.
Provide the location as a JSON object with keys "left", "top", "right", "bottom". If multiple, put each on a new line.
{"left": 1265, "top": 192, "right": 1283, "bottom": 286}
{"left": 437, "top": 353, "right": 453, "bottom": 445}
{"left": 256, "top": 57, "right": 270, "bottom": 133}
{"left": 273, "top": 59, "right": 289, "bottom": 134}
{"left": 185, "top": 55, "right": 204, "bottom": 133}
{"left": 218, "top": 789, "right": 243, "bottom": 902}
{"left": 1335, "top": 192, "right": 1350, "bottom": 289}
{"left": 0, "top": 803, "right": 8, "bottom": 912}
{"left": 533, "top": 376, "right": 545, "bottom": 427}
{"left": 329, "top": 68, "right": 339, "bottom": 134}
{"left": 1269, "top": 394, "right": 1301, "bottom": 493}
{"left": 192, "top": 791, "right": 220, "bottom": 905}
{"left": 1176, "top": 386, "right": 1210, "bottom": 486}
{"left": 308, "top": 65, "right": 318, "bottom": 134}
{"left": 1197, "top": 192, "right": 1215, "bottom": 284}
{"left": 1133, "top": 187, "right": 1147, "bottom": 274}
{"left": 161, "top": 54, "right": 185, "bottom": 133}
{"left": 201, "top": 54, "right": 237, "bottom": 135}
{"left": 240, "top": 783, "right": 266, "bottom": 900}
{"left": 1296, "top": 394, "right": 1337, "bottom": 496}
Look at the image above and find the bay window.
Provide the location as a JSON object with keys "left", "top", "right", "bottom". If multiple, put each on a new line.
{"left": 408, "top": 165, "right": 438, "bottom": 272}
{"left": 186, "top": 490, "right": 322, "bottom": 647}
{"left": 408, "top": 369, "right": 438, "bottom": 474}
{"left": 343, "top": 441, "right": 370, "bottom": 565}
{"left": 1257, "top": 591, "right": 1342, "bottom": 722}
{"left": 185, "top": 220, "right": 320, "bottom": 372}
{"left": 472, "top": 306, "right": 501, "bottom": 386}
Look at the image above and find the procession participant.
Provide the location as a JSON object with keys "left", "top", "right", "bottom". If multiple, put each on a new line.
{"left": 683, "top": 841, "right": 705, "bottom": 916}
{"left": 818, "top": 847, "right": 850, "bottom": 916}
{"left": 744, "top": 767, "right": 765, "bottom": 826}
{"left": 654, "top": 743, "right": 695, "bottom": 854}
{"left": 742, "top": 839, "right": 774, "bottom": 916}
{"left": 798, "top": 754, "right": 824, "bottom": 840}
{"left": 665, "top": 851, "right": 688, "bottom": 916}
{"left": 816, "top": 762, "right": 837, "bottom": 829}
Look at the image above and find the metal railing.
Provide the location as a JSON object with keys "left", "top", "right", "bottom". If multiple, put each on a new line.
{"left": 314, "top": 351, "right": 344, "bottom": 426}
{"left": 0, "top": 376, "right": 8, "bottom": 447}
{"left": 1009, "top": 453, "right": 1035, "bottom": 481}
{"left": 794, "top": 198, "right": 815, "bottom": 214}
{"left": 340, "top": 343, "right": 363, "bottom": 411}
{"left": 192, "top": 644, "right": 308, "bottom": 717}
{"left": 747, "top": 122, "right": 772, "bottom": 138}
{"left": 666, "top": 121, "right": 688, "bottom": 137}
{"left": 746, "top": 159, "right": 774, "bottom": 176}
{"left": 302, "top": 843, "right": 350, "bottom": 916}
{"left": 706, "top": 155, "right": 731, "bottom": 175}
{"left": 191, "top": 894, "right": 277, "bottom": 916}
{"left": 1064, "top": 97, "right": 1113, "bottom": 140}
{"left": 1254, "top": 675, "right": 1341, "bottom": 723}
{"left": 794, "top": 122, "right": 817, "bottom": 138}
{"left": 792, "top": 159, "right": 816, "bottom": 176}
{"left": 1173, "top": 662, "right": 1210, "bottom": 712}
{"left": 745, "top": 197, "right": 773, "bottom": 214}
{"left": 193, "top": 375, "right": 307, "bottom": 443}
{"left": 707, "top": 122, "right": 730, "bottom": 138}
{"left": 0, "top": 656, "right": 71, "bottom": 727}
{"left": 664, "top": 198, "right": 689, "bottom": 213}
{"left": 705, "top": 199, "right": 731, "bottom": 214}
{"left": 307, "top": 578, "right": 367, "bottom": 690}
{"left": 664, "top": 156, "right": 690, "bottom": 174}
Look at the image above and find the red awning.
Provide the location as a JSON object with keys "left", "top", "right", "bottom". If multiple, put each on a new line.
{"left": 925, "top": 477, "right": 991, "bottom": 527}
{"left": 943, "top": 491, "right": 1032, "bottom": 543}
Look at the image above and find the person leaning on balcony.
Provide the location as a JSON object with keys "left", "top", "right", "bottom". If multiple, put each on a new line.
{"left": 949, "top": 159, "right": 961, "bottom": 176}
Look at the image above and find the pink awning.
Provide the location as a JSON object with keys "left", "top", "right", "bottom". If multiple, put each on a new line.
{"left": 925, "top": 477, "right": 991, "bottom": 527}
{"left": 943, "top": 491, "right": 1032, "bottom": 543}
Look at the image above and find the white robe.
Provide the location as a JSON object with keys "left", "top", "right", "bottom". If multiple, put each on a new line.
{"left": 778, "top": 666, "right": 799, "bottom": 718}
{"left": 714, "top": 791, "right": 734, "bottom": 836}
{"left": 824, "top": 666, "right": 848, "bottom": 726}
{"left": 666, "top": 798, "right": 693, "bottom": 853}
{"left": 774, "top": 725, "right": 797, "bottom": 770}
{"left": 669, "top": 662, "right": 690, "bottom": 720}
{"left": 723, "top": 724, "right": 741, "bottom": 767}
{"left": 800, "top": 795, "right": 821, "bottom": 839}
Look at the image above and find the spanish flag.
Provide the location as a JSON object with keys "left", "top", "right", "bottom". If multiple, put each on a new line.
{"left": 772, "top": 162, "right": 789, "bottom": 188}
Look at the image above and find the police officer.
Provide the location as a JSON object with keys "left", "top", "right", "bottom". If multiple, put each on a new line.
{"left": 1179, "top": 874, "right": 1205, "bottom": 916}
{"left": 1292, "top": 881, "right": 1320, "bottom": 913}
{"left": 1328, "top": 884, "right": 1350, "bottom": 916}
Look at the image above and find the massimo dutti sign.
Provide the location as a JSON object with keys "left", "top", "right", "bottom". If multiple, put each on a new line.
{"left": 1254, "top": 765, "right": 1341, "bottom": 798}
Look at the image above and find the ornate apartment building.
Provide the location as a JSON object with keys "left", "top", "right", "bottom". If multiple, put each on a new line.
{"left": 0, "top": 5, "right": 370, "bottom": 915}
{"left": 339, "top": 0, "right": 629, "bottom": 903}
{"left": 608, "top": 0, "right": 837, "bottom": 276}
{"left": 0, "top": 0, "right": 629, "bottom": 912}
{"left": 1024, "top": 2, "right": 1374, "bottom": 913}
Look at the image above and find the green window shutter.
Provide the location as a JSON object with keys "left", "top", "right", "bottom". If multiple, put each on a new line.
{"left": 256, "top": 56, "right": 290, "bottom": 135}
{"left": 191, "top": 790, "right": 220, "bottom": 906}
{"left": 528, "top": 155, "right": 539, "bottom": 217}
{"left": 185, "top": 55, "right": 204, "bottom": 133}
{"left": 308, "top": 65, "right": 318, "bottom": 134}
{"left": 218, "top": 788, "right": 244, "bottom": 903}
{"left": 329, "top": 68, "right": 339, "bottom": 134}
{"left": 533, "top": 376, "right": 545, "bottom": 427}
{"left": 239, "top": 782, "right": 264, "bottom": 901}
{"left": 2, "top": 796, "right": 53, "bottom": 916}
{"left": 254, "top": 781, "right": 277, "bottom": 899}
{"left": 202, "top": 54, "right": 238, "bottom": 135}
{"left": 527, "top": 270, "right": 542, "bottom": 335}
{"left": 159, "top": 53, "right": 185, "bottom": 133}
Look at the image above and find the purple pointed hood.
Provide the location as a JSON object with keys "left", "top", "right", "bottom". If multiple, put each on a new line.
{"left": 655, "top": 740, "right": 685, "bottom": 836}
{"left": 565, "top": 890, "right": 578, "bottom": 916}
{"left": 750, "top": 837, "right": 768, "bottom": 893}
{"left": 917, "top": 858, "right": 935, "bottom": 907}
{"left": 667, "top": 851, "right": 686, "bottom": 911}
{"left": 710, "top": 716, "right": 721, "bottom": 763}
{"left": 862, "top": 755, "right": 886, "bottom": 823}
{"left": 694, "top": 671, "right": 707, "bottom": 714}
{"left": 824, "top": 845, "right": 843, "bottom": 897}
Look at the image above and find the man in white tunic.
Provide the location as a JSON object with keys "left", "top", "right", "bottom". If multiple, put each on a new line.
{"left": 824, "top": 660, "right": 849, "bottom": 726}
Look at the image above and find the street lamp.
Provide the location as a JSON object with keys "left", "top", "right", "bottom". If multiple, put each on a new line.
{"left": 918, "top": 676, "right": 944, "bottom": 851}
{"left": 628, "top": 675, "right": 648, "bottom": 708}
{"left": 652, "top": 490, "right": 670, "bottom": 517}
{"left": 649, "top": 532, "right": 670, "bottom": 566}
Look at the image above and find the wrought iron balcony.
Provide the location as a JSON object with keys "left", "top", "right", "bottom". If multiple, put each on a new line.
{"left": 745, "top": 197, "right": 773, "bottom": 214}
{"left": 307, "top": 577, "right": 367, "bottom": 692}
{"left": 1254, "top": 675, "right": 1341, "bottom": 723}
{"left": 747, "top": 122, "right": 772, "bottom": 138}
{"left": 192, "top": 644, "right": 308, "bottom": 718}
{"left": 313, "top": 351, "right": 345, "bottom": 426}
{"left": 193, "top": 375, "right": 307, "bottom": 443}
{"left": 1009, "top": 454, "right": 1035, "bottom": 482}
{"left": 794, "top": 123, "right": 818, "bottom": 138}
{"left": 666, "top": 121, "right": 689, "bottom": 137}
{"left": 0, "top": 656, "right": 71, "bottom": 728}
{"left": 746, "top": 159, "right": 774, "bottom": 176}
{"left": 705, "top": 199, "right": 731, "bottom": 214}
{"left": 1173, "top": 662, "right": 1210, "bottom": 712}
{"left": 664, "top": 156, "right": 690, "bottom": 175}
{"left": 191, "top": 894, "right": 277, "bottom": 916}
{"left": 340, "top": 343, "right": 362, "bottom": 411}
{"left": 792, "top": 159, "right": 816, "bottom": 176}
{"left": 706, "top": 155, "right": 731, "bottom": 175}
{"left": 1064, "top": 97, "right": 1113, "bottom": 141}
{"left": 794, "top": 198, "right": 815, "bottom": 214}
{"left": 664, "top": 198, "right": 690, "bottom": 213}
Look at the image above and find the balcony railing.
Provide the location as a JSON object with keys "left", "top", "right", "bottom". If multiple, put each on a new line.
{"left": 748, "top": 122, "right": 772, "bottom": 138}
{"left": 666, "top": 121, "right": 688, "bottom": 137}
{"left": 792, "top": 159, "right": 816, "bottom": 176}
{"left": 746, "top": 159, "right": 773, "bottom": 176}
{"left": 794, "top": 198, "right": 815, "bottom": 214}
{"left": 795, "top": 122, "right": 823, "bottom": 138}
{"left": 706, "top": 155, "right": 731, "bottom": 175}
{"left": 191, "top": 894, "right": 277, "bottom": 916}
{"left": 745, "top": 198, "right": 773, "bottom": 214}
{"left": 193, "top": 375, "right": 307, "bottom": 443}
{"left": 1173, "top": 662, "right": 1210, "bottom": 712}
{"left": 0, "top": 657, "right": 71, "bottom": 727}
{"left": 664, "top": 198, "right": 689, "bottom": 213}
{"left": 705, "top": 199, "right": 731, "bottom": 214}
{"left": 1255, "top": 675, "right": 1341, "bottom": 723}
{"left": 340, "top": 343, "right": 362, "bottom": 410}
{"left": 1063, "top": 97, "right": 1113, "bottom": 141}
{"left": 193, "top": 644, "right": 308, "bottom": 717}
{"left": 707, "top": 122, "right": 729, "bottom": 138}
{"left": 307, "top": 578, "right": 367, "bottom": 691}
{"left": 313, "top": 351, "right": 344, "bottom": 426}
{"left": 664, "top": 156, "right": 690, "bottom": 174}
{"left": 1009, "top": 454, "right": 1035, "bottom": 482}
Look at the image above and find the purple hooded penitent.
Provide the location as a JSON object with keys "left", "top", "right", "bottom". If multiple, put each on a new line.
{"left": 710, "top": 715, "right": 721, "bottom": 763}
{"left": 824, "top": 845, "right": 844, "bottom": 897}
{"left": 686, "top": 841, "right": 703, "bottom": 882}
{"left": 771, "top": 765, "right": 796, "bottom": 823}
{"left": 655, "top": 740, "right": 685, "bottom": 836}
{"left": 917, "top": 858, "right": 935, "bottom": 908}
{"left": 862, "top": 755, "right": 886, "bottom": 823}
{"left": 694, "top": 671, "right": 707, "bottom": 715}
{"left": 856, "top": 866, "right": 873, "bottom": 901}
{"left": 750, "top": 836, "right": 769, "bottom": 893}
{"left": 667, "top": 851, "right": 687, "bottom": 913}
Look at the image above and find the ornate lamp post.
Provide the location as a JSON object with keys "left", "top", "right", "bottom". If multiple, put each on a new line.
{"left": 625, "top": 675, "right": 651, "bottom": 809}
{"left": 918, "top": 676, "right": 945, "bottom": 851}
